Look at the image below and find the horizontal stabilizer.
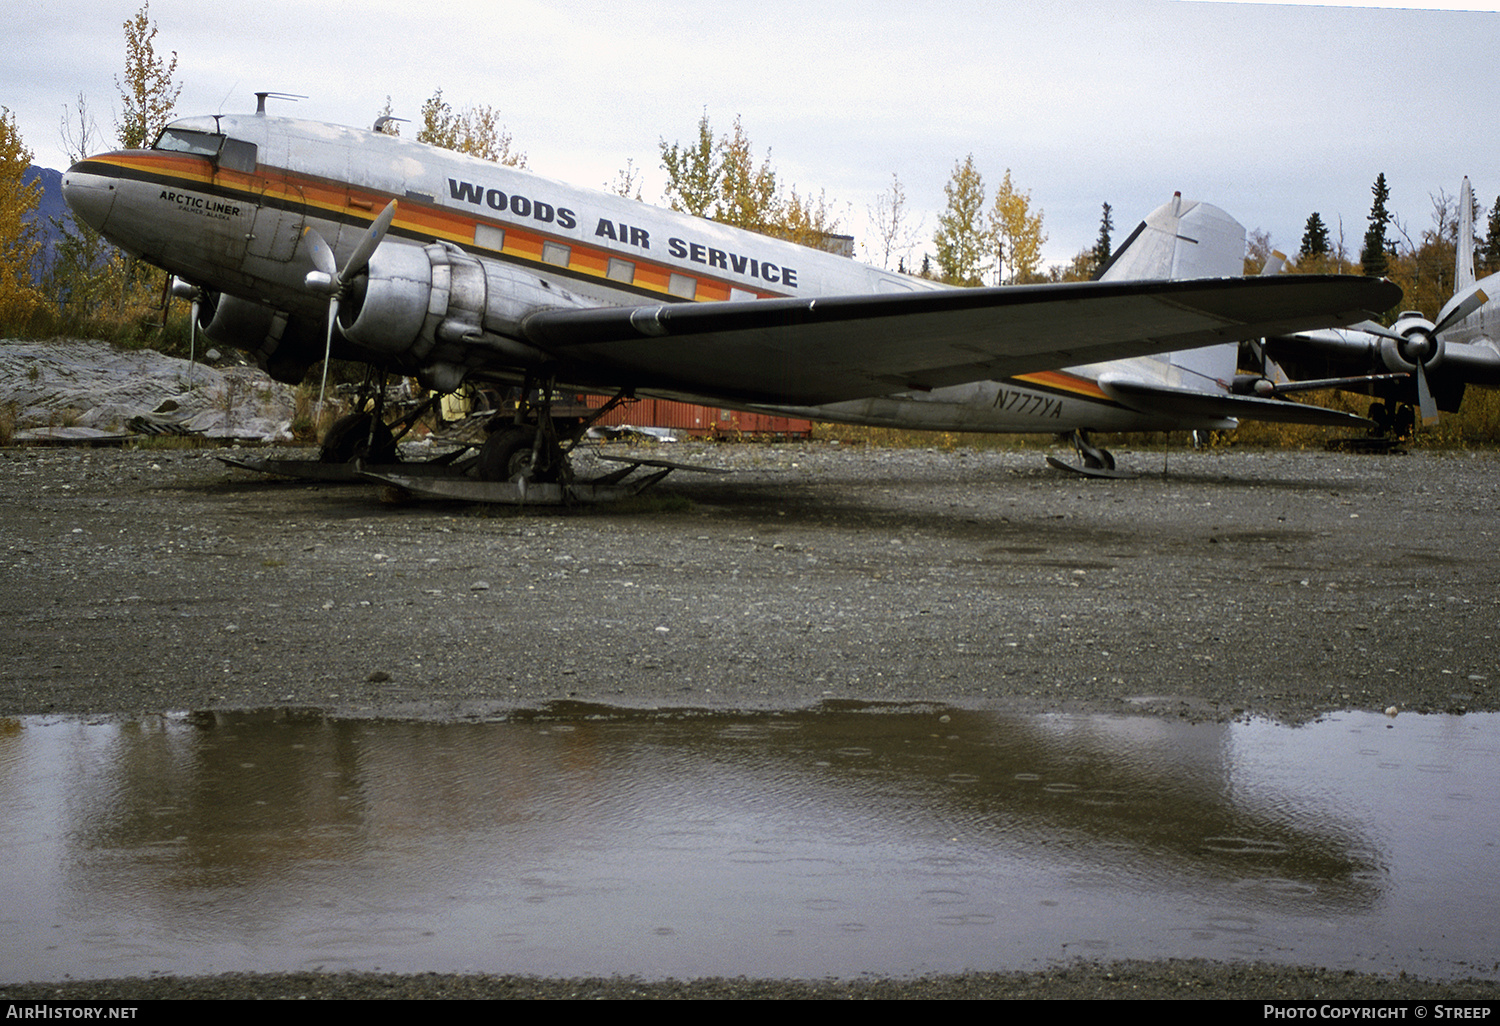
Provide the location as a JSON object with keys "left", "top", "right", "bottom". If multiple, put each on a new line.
{"left": 1099, "top": 375, "right": 1373, "bottom": 428}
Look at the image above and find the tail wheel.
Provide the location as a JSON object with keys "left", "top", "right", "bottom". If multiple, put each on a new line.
{"left": 320, "top": 413, "right": 397, "bottom": 464}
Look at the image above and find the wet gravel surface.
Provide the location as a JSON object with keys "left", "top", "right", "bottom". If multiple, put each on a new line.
{"left": 4, "top": 439, "right": 1499, "bottom": 1000}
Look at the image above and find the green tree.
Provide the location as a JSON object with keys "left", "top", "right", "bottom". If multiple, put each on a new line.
{"left": 716, "top": 115, "right": 778, "bottom": 232}
{"left": 1483, "top": 196, "right": 1500, "bottom": 274}
{"left": 1300, "top": 213, "right": 1330, "bottom": 261}
{"left": 114, "top": 2, "right": 180, "bottom": 149}
{"left": 659, "top": 112, "right": 842, "bottom": 248}
{"left": 1093, "top": 202, "right": 1113, "bottom": 271}
{"left": 933, "top": 154, "right": 988, "bottom": 287}
{"left": 1360, "top": 173, "right": 1391, "bottom": 277}
{"left": 775, "top": 185, "right": 842, "bottom": 251}
{"left": 990, "top": 169, "right": 1047, "bottom": 285}
{"left": 0, "top": 107, "right": 43, "bottom": 327}
{"left": 417, "top": 89, "right": 526, "bottom": 167}
{"left": 659, "top": 111, "right": 721, "bottom": 218}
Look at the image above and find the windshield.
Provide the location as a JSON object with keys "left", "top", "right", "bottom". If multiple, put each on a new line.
{"left": 152, "top": 127, "right": 223, "bottom": 158}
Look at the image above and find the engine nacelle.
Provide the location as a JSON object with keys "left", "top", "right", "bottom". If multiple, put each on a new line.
{"left": 200, "top": 293, "right": 323, "bottom": 384}
{"left": 1232, "top": 373, "right": 1278, "bottom": 398}
{"left": 1379, "top": 314, "right": 1445, "bottom": 376}
{"left": 337, "top": 241, "right": 589, "bottom": 390}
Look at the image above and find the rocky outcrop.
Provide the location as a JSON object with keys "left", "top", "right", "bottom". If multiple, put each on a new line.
{"left": 1, "top": 339, "right": 297, "bottom": 442}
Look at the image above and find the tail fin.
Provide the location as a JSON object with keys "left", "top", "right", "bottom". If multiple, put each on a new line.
{"left": 1457, "top": 176, "right": 1477, "bottom": 293}
{"left": 1099, "top": 192, "right": 1247, "bottom": 390}
{"left": 1098, "top": 192, "right": 1246, "bottom": 283}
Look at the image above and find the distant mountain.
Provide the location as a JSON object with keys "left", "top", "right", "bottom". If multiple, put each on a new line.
{"left": 21, "top": 165, "right": 73, "bottom": 280}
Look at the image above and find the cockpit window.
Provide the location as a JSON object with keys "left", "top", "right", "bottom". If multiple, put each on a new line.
{"left": 152, "top": 128, "right": 224, "bottom": 157}
{"left": 151, "top": 129, "right": 257, "bottom": 173}
{"left": 219, "top": 138, "right": 257, "bottom": 173}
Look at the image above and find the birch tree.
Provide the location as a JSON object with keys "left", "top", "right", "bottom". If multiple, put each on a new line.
{"left": 990, "top": 169, "right": 1046, "bottom": 284}
{"left": 933, "top": 154, "right": 988, "bottom": 286}
{"left": 114, "top": 2, "right": 180, "bottom": 149}
{"left": 418, "top": 89, "right": 527, "bottom": 167}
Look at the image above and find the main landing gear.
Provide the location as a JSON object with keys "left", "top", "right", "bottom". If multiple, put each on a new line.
{"left": 470, "top": 376, "right": 634, "bottom": 485}
{"left": 1367, "top": 401, "right": 1415, "bottom": 441}
{"left": 220, "top": 371, "right": 725, "bottom": 504}
{"left": 1326, "top": 401, "right": 1412, "bottom": 454}
{"left": 316, "top": 370, "right": 440, "bottom": 465}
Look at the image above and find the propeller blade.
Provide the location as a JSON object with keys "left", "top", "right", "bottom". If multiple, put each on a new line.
{"left": 317, "top": 294, "right": 339, "bottom": 411}
{"left": 1344, "top": 318, "right": 1407, "bottom": 343}
{"left": 303, "top": 227, "right": 338, "bottom": 282}
{"left": 188, "top": 296, "right": 199, "bottom": 385}
{"left": 1415, "top": 360, "right": 1438, "bottom": 424}
{"left": 1432, "top": 276, "right": 1494, "bottom": 335}
{"left": 342, "top": 199, "right": 398, "bottom": 283}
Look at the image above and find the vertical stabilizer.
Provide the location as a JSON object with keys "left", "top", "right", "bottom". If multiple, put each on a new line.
{"left": 1099, "top": 193, "right": 1245, "bottom": 284}
{"left": 1100, "top": 194, "right": 1246, "bottom": 389}
{"left": 1458, "top": 177, "right": 1477, "bottom": 293}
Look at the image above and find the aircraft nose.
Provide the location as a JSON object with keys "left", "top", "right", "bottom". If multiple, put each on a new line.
{"left": 62, "top": 163, "right": 118, "bottom": 233}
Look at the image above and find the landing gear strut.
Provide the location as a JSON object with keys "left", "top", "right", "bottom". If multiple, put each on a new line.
{"left": 472, "top": 376, "right": 632, "bottom": 484}
{"left": 1046, "top": 429, "right": 1134, "bottom": 479}
{"left": 316, "top": 369, "right": 445, "bottom": 465}
{"left": 1367, "top": 401, "right": 1415, "bottom": 441}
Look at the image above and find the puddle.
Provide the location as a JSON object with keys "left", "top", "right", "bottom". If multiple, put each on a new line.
{"left": 1, "top": 706, "right": 1497, "bottom": 982}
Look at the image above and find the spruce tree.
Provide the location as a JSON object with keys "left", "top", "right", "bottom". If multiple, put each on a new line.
{"left": 1093, "top": 202, "right": 1113, "bottom": 268}
{"left": 1300, "top": 213, "right": 1330, "bottom": 260}
{"left": 1360, "top": 173, "right": 1391, "bottom": 277}
{"left": 1484, "top": 197, "right": 1500, "bottom": 274}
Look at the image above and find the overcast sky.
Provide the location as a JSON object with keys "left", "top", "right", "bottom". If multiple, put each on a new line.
{"left": 5, "top": 0, "right": 1499, "bottom": 274}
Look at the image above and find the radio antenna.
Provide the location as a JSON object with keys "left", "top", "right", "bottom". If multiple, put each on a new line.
{"left": 254, "top": 92, "right": 307, "bottom": 115}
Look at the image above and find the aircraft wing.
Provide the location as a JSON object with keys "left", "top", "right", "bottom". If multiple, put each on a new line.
{"left": 519, "top": 275, "right": 1400, "bottom": 406}
{"left": 1097, "top": 374, "right": 1373, "bottom": 428}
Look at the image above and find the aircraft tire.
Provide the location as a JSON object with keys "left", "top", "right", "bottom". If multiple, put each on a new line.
{"left": 319, "top": 413, "right": 397, "bottom": 464}
{"left": 477, "top": 426, "right": 539, "bottom": 481}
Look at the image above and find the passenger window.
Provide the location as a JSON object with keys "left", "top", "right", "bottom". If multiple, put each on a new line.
{"left": 475, "top": 224, "right": 505, "bottom": 251}
{"left": 668, "top": 273, "right": 696, "bottom": 300}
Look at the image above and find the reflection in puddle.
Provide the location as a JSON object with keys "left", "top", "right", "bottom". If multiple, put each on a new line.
{"left": 1, "top": 707, "right": 1496, "bottom": 982}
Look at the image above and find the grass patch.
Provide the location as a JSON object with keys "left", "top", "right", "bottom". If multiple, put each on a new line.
{"left": 126, "top": 434, "right": 210, "bottom": 451}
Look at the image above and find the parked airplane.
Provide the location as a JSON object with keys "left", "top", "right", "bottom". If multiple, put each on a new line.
{"left": 61, "top": 99, "right": 1398, "bottom": 491}
{"left": 1253, "top": 176, "right": 1500, "bottom": 435}
{"left": 762, "top": 193, "right": 1377, "bottom": 474}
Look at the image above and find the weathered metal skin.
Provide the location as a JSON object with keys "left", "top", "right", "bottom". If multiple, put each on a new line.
{"left": 61, "top": 109, "right": 1394, "bottom": 441}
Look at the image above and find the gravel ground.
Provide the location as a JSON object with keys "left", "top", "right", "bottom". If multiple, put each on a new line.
{"left": 4, "top": 438, "right": 1499, "bottom": 1000}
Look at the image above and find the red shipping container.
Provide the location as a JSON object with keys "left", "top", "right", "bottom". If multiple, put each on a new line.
{"left": 583, "top": 396, "right": 811, "bottom": 439}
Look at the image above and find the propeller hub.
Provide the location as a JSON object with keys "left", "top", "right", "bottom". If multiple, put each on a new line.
{"left": 1399, "top": 328, "right": 1436, "bottom": 365}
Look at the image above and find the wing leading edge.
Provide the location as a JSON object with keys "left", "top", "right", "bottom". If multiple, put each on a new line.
{"left": 519, "top": 275, "right": 1401, "bottom": 406}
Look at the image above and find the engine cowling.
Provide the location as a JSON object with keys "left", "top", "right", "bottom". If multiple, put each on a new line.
{"left": 199, "top": 293, "right": 324, "bottom": 384}
{"left": 1379, "top": 312, "right": 1445, "bottom": 375}
{"left": 336, "top": 241, "right": 587, "bottom": 391}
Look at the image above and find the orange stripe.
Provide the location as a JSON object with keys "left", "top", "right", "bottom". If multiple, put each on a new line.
{"left": 1013, "top": 370, "right": 1110, "bottom": 400}
{"left": 92, "top": 152, "right": 790, "bottom": 304}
